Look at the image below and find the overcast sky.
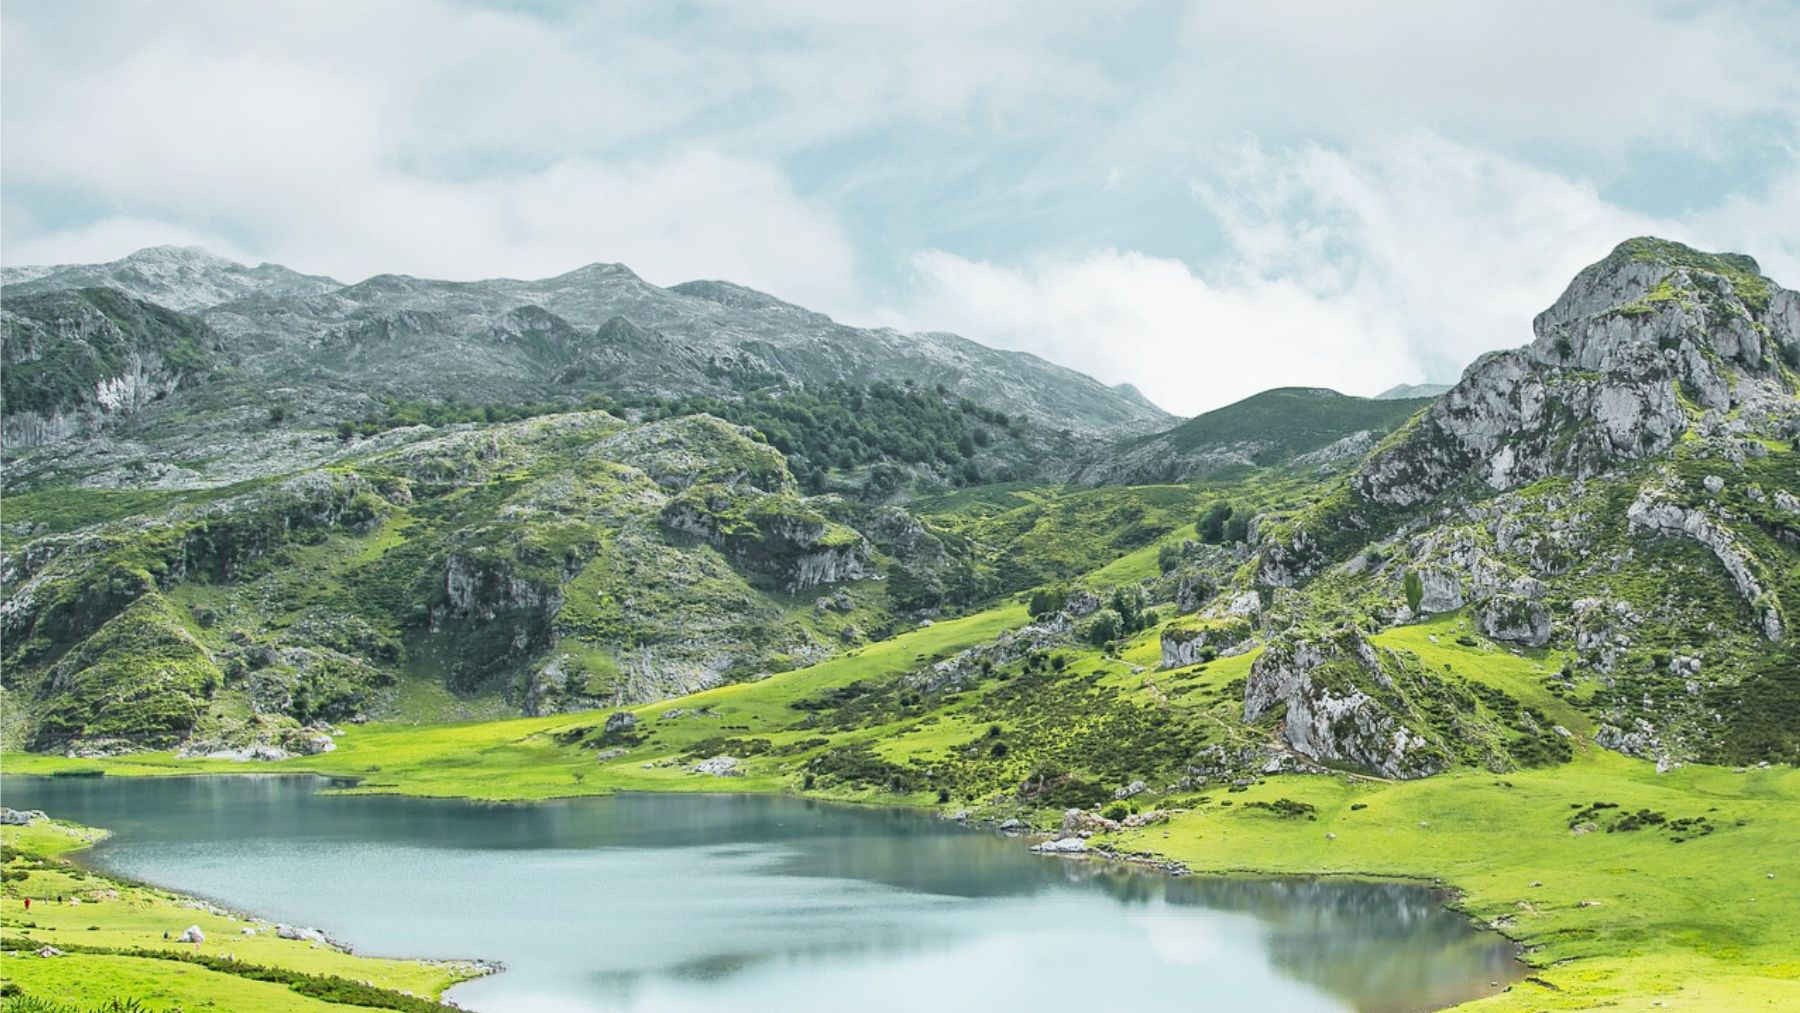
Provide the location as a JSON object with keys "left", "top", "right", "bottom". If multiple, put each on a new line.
{"left": 4, "top": 1, "right": 1797, "bottom": 414}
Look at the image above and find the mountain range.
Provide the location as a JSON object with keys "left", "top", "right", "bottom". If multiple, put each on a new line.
{"left": 2, "top": 246, "right": 1167, "bottom": 447}
{"left": 2, "top": 236, "right": 1796, "bottom": 778}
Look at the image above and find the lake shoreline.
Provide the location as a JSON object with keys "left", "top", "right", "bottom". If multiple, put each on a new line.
{"left": 0, "top": 808, "right": 498, "bottom": 1011}
{"left": 7, "top": 768, "right": 1533, "bottom": 1010}
{"left": 4, "top": 774, "right": 1532, "bottom": 1013}
{"left": 6, "top": 741, "right": 1797, "bottom": 1012}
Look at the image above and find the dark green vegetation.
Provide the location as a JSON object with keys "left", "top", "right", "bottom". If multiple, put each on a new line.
{"left": 1, "top": 288, "right": 221, "bottom": 417}
{"left": 356, "top": 379, "right": 1058, "bottom": 498}
{"left": 1159, "top": 387, "right": 1432, "bottom": 457}
{"left": 3, "top": 237, "right": 1800, "bottom": 1011}
{"left": 1, "top": 943, "right": 458, "bottom": 1013}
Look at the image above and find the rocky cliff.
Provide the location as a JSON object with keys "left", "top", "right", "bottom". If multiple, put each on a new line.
{"left": 4, "top": 246, "right": 1169, "bottom": 435}
{"left": 1213, "top": 239, "right": 1800, "bottom": 773}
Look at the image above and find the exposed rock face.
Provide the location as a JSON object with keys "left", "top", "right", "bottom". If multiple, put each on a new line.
{"left": 1477, "top": 594, "right": 1553, "bottom": 647}
{"left": 2, "top": 245, "right": 342, "bottom": 311}
{"left": 2, "top": 287, "right": 226, "bottom": 448}
{"left": 659, "top": 485, "right": 874, "bottom": 592}
{"left": 1291, "top": 429, "right": 1380, "bottom": 472}
{"left": 909, "top": 613, "right": 1073, "bottom": 694}
{"left": 1572, "top": 597, "right": 1637, "bottom": 674}
{"left": 8, "top": 245, "right": 1168, "bottom": 434}
{"left": 523, "top": 654, "right": 610, "bottom": 716}
{"left": 428, "top": 552, "right": 566, "bottom": 690}
{"left": 1256, "top": 529, "right": 1325, "bottom": 588}
{"left": 1243, "top": 634, "right": 1446, "bottom": 779}
{"left": 1414, "top": 567, "right": 1467, "bottom": 614}
{"left": 1627, "top": 481, "right": 1785, "bottom": 641}
{"left": 1354, "top": 239, "right": 1799, "bottom": 509}
{"left": 1160, "top": 616, "right": 1253, "bottom": 668}
{"left": 691, "top": 755, "right": 741, "bottom": 777}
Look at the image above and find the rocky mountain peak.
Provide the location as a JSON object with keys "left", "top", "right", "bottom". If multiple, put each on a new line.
{"left": 118, "top": 244, "right": 242, "bottom": 270}
{"left": 1530, "top": 237, "right": 1787, "bottom": 378}
{"left": 1348, "top": 238, "right": 1797, "bottom": 509}
{"left": 3, "top": 245, "right": 341, "bottom": 311}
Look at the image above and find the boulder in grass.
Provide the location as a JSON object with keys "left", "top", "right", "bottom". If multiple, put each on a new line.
{"left": 691, "top": 755, "right": 741, "bottom": 777}
{"left": 177, "top": 925, "right": 205, "bottom": 943}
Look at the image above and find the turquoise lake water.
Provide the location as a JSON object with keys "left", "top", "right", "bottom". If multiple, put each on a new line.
{"left": 2, "top": 775, "right": 1524, "bottom": 1012}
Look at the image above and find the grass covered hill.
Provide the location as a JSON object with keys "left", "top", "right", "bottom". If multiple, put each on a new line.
{"left": 2, "top": 236, "right": 1799, "bottom": 1012}
{"left": 1072, "top": 386, "right": 1436, "bottom": 485}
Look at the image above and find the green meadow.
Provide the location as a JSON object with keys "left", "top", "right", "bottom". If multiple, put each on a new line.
{"left": 6, "top": 599, "right": 1798, "bottom": 1012}
{"left": 0, "top": 818, "right": 486, "bottom": 1012}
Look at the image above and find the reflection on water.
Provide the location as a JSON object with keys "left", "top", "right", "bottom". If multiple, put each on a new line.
{"left": 0, "top": 775, "right": 1524, "bottom": 1013}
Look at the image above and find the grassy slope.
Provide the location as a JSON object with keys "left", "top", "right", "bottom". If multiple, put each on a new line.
{"left": 7, "top": 608, "right": 1797, "bottom": 1011}
{"left": 0, "top": 818, "right": 484, "bottom": 1010}
{"left": 1112, "top": 620, "right": 1800, "bottom": 1012}
{"left": 3, "top": 604, "right": 1028, "bottom": 800}
{"left": 1118, "top": 757, "right": 1800, "bottom": 1012}
{"left": 1148, "top": 387, "right": 1432, "bottom": 456}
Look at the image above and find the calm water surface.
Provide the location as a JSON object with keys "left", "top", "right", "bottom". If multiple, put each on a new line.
{"left": 2, "top": 775, "right": 1524, "bottom": 1012}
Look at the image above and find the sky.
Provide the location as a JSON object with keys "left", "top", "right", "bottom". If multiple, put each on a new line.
{"left": 4, "top": 1, "right": 1798, "bottom": 415}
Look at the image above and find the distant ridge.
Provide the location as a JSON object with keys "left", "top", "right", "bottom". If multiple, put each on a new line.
{"left": 1373, "top": 382, "right": 1451, "bottom": 400}
{"left": 3, "top": 246, "right": 1171, "bottom": 434}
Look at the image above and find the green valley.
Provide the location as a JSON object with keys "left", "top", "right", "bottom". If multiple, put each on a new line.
{"left": 4, "top": 237, "right": 1798, "bottom": 1013}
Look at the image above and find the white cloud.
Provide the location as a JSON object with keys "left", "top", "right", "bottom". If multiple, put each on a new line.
{"left": 3, "top": 150, "right": 859, "bottom": 309}
{"left": 0, "top": 1, "right": 861, "bottom": 307}
{"left": 906, "top": 245, "right": 1415, "bottom": 415}
{"left": 1181, "top": 0, "right": 1800, "bottom": 150}
{"left": 1, "top": 217, "right": 256, "bottom": 269}
{"left": 902, "top": 137, "right": 1680, "bottom": 415}
{"left": 3, "top": 0, "right": 1796, "bottom": 412}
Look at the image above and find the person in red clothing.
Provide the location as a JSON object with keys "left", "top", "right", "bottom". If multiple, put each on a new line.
{"left": 22, "top": 898, "right": 28, "bottom": 911}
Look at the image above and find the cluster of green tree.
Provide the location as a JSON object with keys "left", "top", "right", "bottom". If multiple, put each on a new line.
{"left": 1196, "top": 500, "right": 1251, "bottom": 544}
{"left": 1026, "top": 583, "right": 1154, "bottom": 646}
{"left": 340, "top": 381, "right": 1015, "bottom": 494}
{"left": 641, "top": 380, "right": 1011, "bottom": 492}
{"left": 1085, "top": 584, "right": 1153, "bottom": 646}
{"left": 329, "top": 396, "right": 603, "bottom": 438}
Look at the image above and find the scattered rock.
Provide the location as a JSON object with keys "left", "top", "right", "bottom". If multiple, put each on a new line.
{"left": 690, "top": 755, "right": 741, "bottom": 777}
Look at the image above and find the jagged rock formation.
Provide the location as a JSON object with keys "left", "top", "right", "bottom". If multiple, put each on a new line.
{"left": 1355, "top": 239, "right": 1797, "bottom": 509}
{"left": 1627, "top": 476, "right": 1785, "bottom": 642}
{"left": 2, "top": 288, "right": 226, "bottom": 448}
{"left": 1243, "top": 634, "right": 1447, "bottom": 779}
{"left": 4, "top": 246, "right": 1168, "bottom": 440}
{"left": 1475, "top": 594, "right": 1553, "bottom": 647}
{"left": 1229, "top": 239, "right": 1800, "bottom": 770}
